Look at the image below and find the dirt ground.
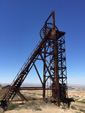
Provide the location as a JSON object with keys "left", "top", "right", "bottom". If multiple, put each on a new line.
{"left": 3, "top": 106, "right": 82, "bottom": 113}
{"left": 0, "top": 86, "right": 85, "bottom": 113}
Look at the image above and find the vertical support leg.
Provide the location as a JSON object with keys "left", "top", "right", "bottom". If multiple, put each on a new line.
{"left": 43, "top": 46, "right": 46, "bottom": 100}
{"left": 54, "top": 35, "right": 60, "bottom": 106}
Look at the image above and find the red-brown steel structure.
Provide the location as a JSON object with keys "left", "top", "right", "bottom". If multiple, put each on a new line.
{"left": 0, "top": 11, "right": 73, "bottom": 108}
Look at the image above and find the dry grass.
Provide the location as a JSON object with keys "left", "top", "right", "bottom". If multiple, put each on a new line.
{"left": 0, "top": 89, "right": 8, "bottom": 100}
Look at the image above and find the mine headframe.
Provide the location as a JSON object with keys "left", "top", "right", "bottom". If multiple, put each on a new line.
{"left": 0, "top": 11, "right": 70, "bottom": 108}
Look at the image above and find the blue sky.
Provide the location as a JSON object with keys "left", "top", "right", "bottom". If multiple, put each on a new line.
{"left": 0, "top": 0, "right": 85, "bottom": 86}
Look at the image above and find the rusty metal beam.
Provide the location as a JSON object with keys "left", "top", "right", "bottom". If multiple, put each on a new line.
{"left": 45, "top": 76, "right": 50, "bottom": 83}
{"left": 41, "top": 51, "right": 53, "bottom": 55}
{"left": 20, "top": 87, "right": 43, "bottom": 90}
{"left": 33, "top": 62, "right": 43, "bottom": 85}
{"left": 40, "top": 53, "right": 54, "bottom": 83}
{"left": 17, "top": 91, "right": 28, "bottom": 101}
{"left": 20, "top": 87, "right": 57, "bottom": 90}
{"left": 45, "top": 11, "right": 55, "bottom": 27}
{"left": 53, "top": 32, "right": 60, "bottom": 106}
